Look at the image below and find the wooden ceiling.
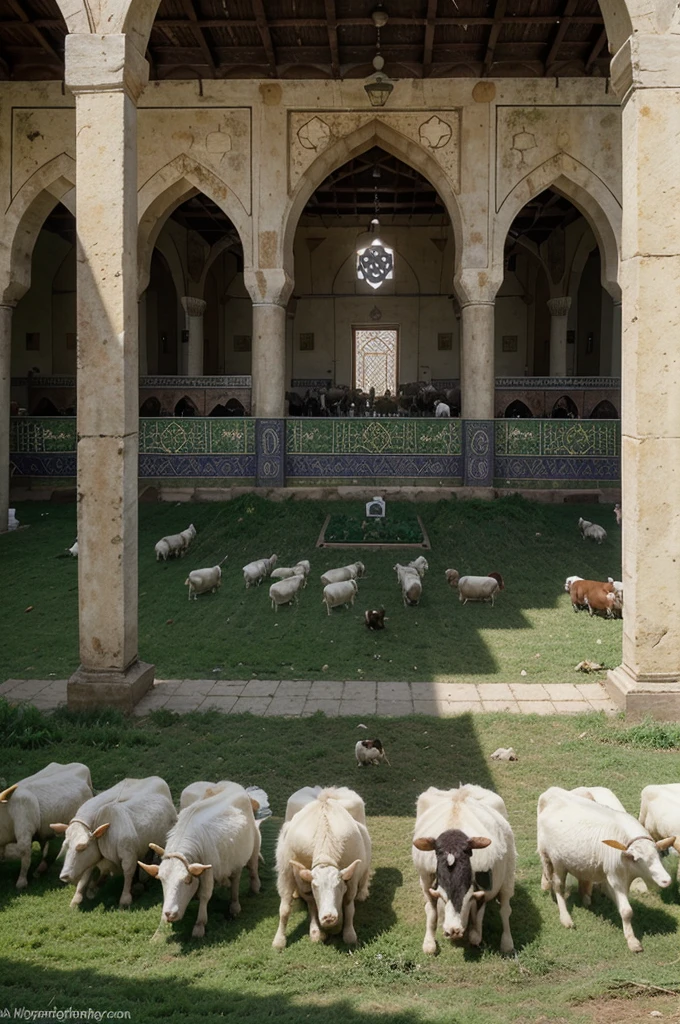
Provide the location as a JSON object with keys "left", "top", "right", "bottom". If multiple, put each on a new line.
{"left": 0, "top": 0, "right": 610, "bottom": 81}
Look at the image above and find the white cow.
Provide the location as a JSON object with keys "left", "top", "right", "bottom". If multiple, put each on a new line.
{"left": 0, "top": 762, "right": 92, "bottom": 889}
{"left": 273, "top": 787, "right": 371, "bottom": 949}
{"left": 412, "top": 784, "right": 516, "bottom": 955}
{"left": 537, "top": 786, "right": 674, "bottom": 952}
{"left": 139, "top": 784, "right": 263, "bottom": 938}
{"left": 52, "top": 776, "right": 177, "bottom": 908}
{"left": 639, "top": 784, "right": 680, "bottom": 882}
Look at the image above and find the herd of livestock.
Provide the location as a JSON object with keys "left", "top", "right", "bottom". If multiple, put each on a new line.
{"left": 1, "top": 763, "right": 679, "bottom": 955}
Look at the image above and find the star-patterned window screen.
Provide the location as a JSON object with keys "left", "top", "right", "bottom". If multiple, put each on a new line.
{"left": 353, "top": 327, "right": 398, "bottom": 396}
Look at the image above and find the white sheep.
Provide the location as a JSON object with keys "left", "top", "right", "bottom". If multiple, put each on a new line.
{"left": 445, "top": 570, "right": 502, "bottom": 606}
{"left": 394, "top": 563, "right": 422, "bottom": 607}
{"left": 243, "top": 554, "right": 278, "bottom": 588}
{"left": 155, "top": 538, "right": 171, "bottom": 562}
{"left": 578, "top": 518, "right": 607, "bottom": 544}
{"left": 155, "top": 525, "right": 194, "bottom": 561}
{"left": 408, "top": 556, "right": 429, "bottom": 578}
{"left": 322, "top": 579, "right": 358, "bottom": 615}
{"left": 180, "top": 523, "right": 197, "bottom": 553}
{"left": 320, "top": 562, "right": 365, "bottom": 586}
{"left": 68, "top": 539, "right": 78, "bottom": 558}
{"left": 184, "top": 560, "right": 226, "bottom": 601}
{"left": 435, "top": 401, "right": 450, "bottom": 418}
{"left": 564, "top": 574, "right": 583, "bottom": 592}
{"left": 271, "top": 560, "right": 310, "bottom": 581}
{"left": 270, "top": 574, "right": 305, "bottom": 611}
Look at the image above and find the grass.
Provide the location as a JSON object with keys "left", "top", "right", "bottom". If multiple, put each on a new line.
{"left": 1, "top": 495, "right": 622, "bottom": 684}
{"left": 322, "top": 510, "right": 426, "bottom": 544}
{"left": 1, "top": 709, "right": 680, "bottom": 1024}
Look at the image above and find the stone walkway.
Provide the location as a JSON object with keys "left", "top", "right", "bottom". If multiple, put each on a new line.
{"left": 0, "top": 677, "right": 618, "bottom": 716}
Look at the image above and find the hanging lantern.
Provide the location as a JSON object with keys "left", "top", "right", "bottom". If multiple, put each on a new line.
{"left": 357, "top": 217, "right": 394, "bottom": 290}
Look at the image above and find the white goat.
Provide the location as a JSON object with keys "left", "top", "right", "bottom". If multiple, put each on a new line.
{"left": 639, "top": 784, "right": 680, "bottom": 882}
{"left": 322, "top": 579, "right": 358, "bottom": 615}
{"left": 243, "top": 554, "right": 278, "bottom": 588}
{"left": 394, "top": 563, "right": 422, "bottom": 607}
{"left": 270, "top": 574, "right": 305, "bottom": 611}
{"left": 445, "top": 570, "right": 502, "bottom": 606}
{"left": 0, "top": 762, "right": 92, "bottom": 889}
{"left": 320, "top": 562, "right": 365, "bottom": 586}
{"left": 155, "top": 526, "right": 193, "bottom": 561}
{"left": 180, "top": 523, "right": 196, "bottom": 553}
{"left": 184, "top": 558, "right": 226, "bottom": 601}
{"left": 578, "top": 518, "right": 607, "bottom": 544}
{"left": 68, "top": 539, "right": 78, "bottom": 558}
{"left": 271, "top": 560, "right": 310, "bottom": 581}
{"left": 408, "top": 556, "right": 429, "bottom": 578}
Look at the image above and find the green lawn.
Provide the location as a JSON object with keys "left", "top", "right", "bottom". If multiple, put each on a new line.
{"left": 1, "top": 710, "right": 680, "bottom": 1024}
{"left": 2, "top": 495, "right": 622, "bottom": 684}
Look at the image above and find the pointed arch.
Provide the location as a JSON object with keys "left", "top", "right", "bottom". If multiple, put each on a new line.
{"left": 137, "top": 154, "right": 252, "bottom": 296}
{"left": 0, "top": 153, "right": 76, "bottom": 304}
{"left": 493, "top": 154, "right": 621, "bottom": 302}
{"left": 281, "top": 118, "right": 464, "bottom": 276}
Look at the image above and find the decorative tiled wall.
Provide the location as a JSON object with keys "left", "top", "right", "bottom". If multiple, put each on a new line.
{"left": 9, "top": 417, "right": 620, "bottom": 491}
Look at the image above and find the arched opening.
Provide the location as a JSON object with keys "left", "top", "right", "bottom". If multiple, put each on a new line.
{"left": 504, "top": 400, "right": 533, "bottom": 419}
{"left": 501, "top": 188, "right": 618, "bottom": 381}
{"left": 590, "top": 399, "right": 618, "bottom": 419}
{"left": 174, "top": 396, "right": 198, "bottom": 417}
{"left": 552, "top": 395, "right": 579, "bottom": 419}
{"left": 289, "top": 145, "right": 455, "bottom": 414}
{"left": 139, "top": 396, "right": 161, "bottom": 417}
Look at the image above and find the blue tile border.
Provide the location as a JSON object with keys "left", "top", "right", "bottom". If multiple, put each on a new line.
{"left": 256, "top": 419, "right": 286, "bottom": 487}
{"left": 464, "top": 420, "right": 494, "bottom": 487}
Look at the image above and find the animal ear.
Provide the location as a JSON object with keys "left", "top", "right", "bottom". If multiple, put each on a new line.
{"left": 290, "top": 860, "right": 313, "bottom": 882}
{"left": 656, "top": 836, "right": 676, "bottom": 851}
{"left": 250, "top": 798, "right": 260, "bottom": 813}
{"left": 428, "top": 888, "right": 442, "bottom": 901}
{"left": 413, "top": 837, "right": 436, "bottom": 851}
{"left": 188, "top": 862, "right": 212, "bottom": 876}
{"left": 137, "top": 861, "right": 159, "bottom": 878}
{"left": 602, "top": 839, "right": 628, "bottom": 851}
{"left": 91, "top": 823, "right": 110, "bottom": 840}
{"left": 340, "top": 859, "right": 362, "bottom": 881}
{"left": 467, "top": 836, "right": 492, "bottom": 850}
{"left": 50, "top": 823, "right": 69, "bottom": 834}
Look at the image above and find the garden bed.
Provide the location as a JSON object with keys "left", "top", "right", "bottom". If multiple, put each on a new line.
{"left": 317, "top": 512, "right": 430, "bottom": 548}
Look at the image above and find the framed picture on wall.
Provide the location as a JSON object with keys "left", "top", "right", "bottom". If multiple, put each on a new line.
{"left": 234, "top": 334, "right": 252, "bottom": 352}
{"left": 25, "top": 332, "right": 40, "bottom": 351}
{"left": 502, "top": 335, "right": 518, "bottom": 353}
{"left": 437, "top": 332, "right": 453, "bottom": 350}
{"left": 299, "top": 332, "right": 314, "bottom": 351}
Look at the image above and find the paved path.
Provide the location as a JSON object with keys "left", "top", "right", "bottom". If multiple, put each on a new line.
{"left": 0, "top": 677, "right": 617, "bottom": 716}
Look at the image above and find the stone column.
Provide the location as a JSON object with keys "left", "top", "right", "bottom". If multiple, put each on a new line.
{"left": 610, "top": 301, "right": 622, "bottom": 377}
{"left": 460, "top": 301, "right": 495, "bottom": 420}
{"left": 181, "top": 296, "right": 206, "bottom": 377}
{"left": 547, "top": 297, "right": 572, "bottom": 377}
{"left": 244, "top": 269, "right": 293, "bottom": 418}
{"left": 606, "top": 35, "right": 680, "bottom": 719}
{"left": 65, "top": 34, "right": 153, "bottom": 711}
{"left": 0, "top": 303, "right": 14, "bottom": 534}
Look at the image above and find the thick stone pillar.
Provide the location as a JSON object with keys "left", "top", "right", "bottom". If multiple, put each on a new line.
{"left": 610, "top": 301, "right": 622, "bottom": 377}
{"left": 181, "top": 296, "right": 206, "bottom": 377}
{"left": 547, "top": 297, "right": 572, "bottom": 377}
{"left": 460, "top": 301, "right": 495, "bottom": 420}
{"left": 244, "top": 269, "right": 293, "bottom": 419}
{"left": 0, "top": 303, "right": 14, "bottom": 534}
{"left": 65, "top": 34, "right": 153, "bottom": 711}
{"left": 606, "top": 35, "right": 680, "bottom": 719}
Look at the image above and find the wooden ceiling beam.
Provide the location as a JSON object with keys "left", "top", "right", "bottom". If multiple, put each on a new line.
{"left": 251, "top": 0, "right": 278, "bottom": 77}
{"left": 422, "top": 0, "right": 438, "bottom": 77}
{"left": 483, "top": 0, "right": 508, "bottom": 77}
{"left": 585, "top": 28, "right": 608, "bottom": 72}
{"left": 5, "top": 0, "right": 60, "bottom": 61}
{"left": 179, "top": 0, "right": 217, "bottom": 78}
{"left": 545, "top": 0, "right": 579, "bottom": 70}
{"left": 324, "top": 0, "right": 341, "bottom": 79}
{"left": 148, "top": 15, "right": 604, "bottom": 30}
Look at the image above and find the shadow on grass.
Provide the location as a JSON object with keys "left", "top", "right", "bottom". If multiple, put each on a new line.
{"left": 561, "top": 887, "right": 678, "bottom": 945}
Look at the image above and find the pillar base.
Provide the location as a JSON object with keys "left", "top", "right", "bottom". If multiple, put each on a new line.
{"left": 67, "top": 660, "right": 155, "bottom": 713}
{"left": 606, "top": 665, "right": 680, "bottom": 721}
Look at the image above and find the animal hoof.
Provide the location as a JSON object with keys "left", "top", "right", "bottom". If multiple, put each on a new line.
{"left": 272, "top": 936, "right": 287, "bottom": 950}
{"left": 192, "top": 924, "right": 206, "bottom": 939}
{"left": 423, "top": 940, "right": 437, "bottom": 955}
{"left": 343, "top": 929, "right": 358, "bottom": 946}
{"left": 15, "top": 878, "right": 28, "bottom": 891}
{"left": 310, "top": 928, "right": 326, "bottom": 943}
{"left": 70, "top": 895, "right": 83, "bottom": 908}
{"left": 628, "top": 939, "right": 643, "bottom": 953}
{"left": 119, "top": 894, "right": 133, "bottom": 908}
{"left": 468, "top": 930, "right": 481, "bottom": 947}
{"left": 35, "top": 861, "right": 49, "bottom": 875}
{"left": 229, "top": 901, "right": 242, "bottom": 918}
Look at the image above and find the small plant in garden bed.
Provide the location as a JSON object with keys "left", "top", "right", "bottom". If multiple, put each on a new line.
{"left": 323, "top": 512, "right": 425, "bottom": 545}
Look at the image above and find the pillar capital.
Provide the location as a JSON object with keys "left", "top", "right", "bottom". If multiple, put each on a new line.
{"left": 65, "top": 34, "right": 149, "bottom": 102}
{"left": 181, "top": 296, "right": 207, "bottom": 319}
{"left": 244, "top": 268, "right": 294, "bottom": 307}
{"left": 611, "top": 34, "right": 680, "bottom": 102}
{"left": 547, "top": 296, "right": 572, "bottom": 318}
{"left": 454, "top": 267, "right": 503, "bottom": 306}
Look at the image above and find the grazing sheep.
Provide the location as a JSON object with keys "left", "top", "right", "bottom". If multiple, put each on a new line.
{"left": 184, "top": 561, "right": 225, "bottom": 601}
{"left": 155, "top": 538, "right": 171, "bottom": 562}
{"left": 408, "top": 556, "right": 429, "bottom": 578}
{"left": 578, "top": 518, "right": 607, "bottom": 544}
{"left": 614, "top": 503, "right": 622, "bottom": 525}
{"left": 322, "top": 579, "right": 358, "bottom": 616}
{"left": 355, "top": 739, "right": 389, "bottom": 767}
{"left": 155, "top": 525, "right": 195, "bottom": 561}
{"left": 364, "top": 608, "right": 386, "bottom": 630}
{"left": 435, "top": 401, "right": 450, "bottom": 418}
{"left": 445, "top": 570, "right": 502, "bottom": 606}
{"left": 243, "top": 554, "right": 278, "bottom": 588}
{"left": 269, "top": 574, "right": 305, "bottom": 611}
{"left": 180, "top": 524, "right": 197, "bottom": 553}
{"left": 271, "top": 560, "right": 310, "bottom": 581}
{"left": 68, "top": 539, "right": 78, "bottom": 558}
{"left": 320, "top": 563, "right": 365, "bottom": 586}
{"left": 394, "top": 563, "right": 422, "bottom": 607}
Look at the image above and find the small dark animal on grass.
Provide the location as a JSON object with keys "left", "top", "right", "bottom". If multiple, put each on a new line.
{"left": 365, "top": 608, "right": 386, "bottom": 630}
{"left": 355, "top": 739, "right": 390, "bottom": 767}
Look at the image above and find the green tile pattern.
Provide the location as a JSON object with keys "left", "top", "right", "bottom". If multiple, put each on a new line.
{"left": 10, "top": 418, "right": 76, "bottom": 452}
{"left": 11, "top": 417, "right": 255, "bottom": 455}
{"left": 495, "top": 420, "right": 619, "bottom": 457}
{"left": 287, "top": 418, "right": 462, "bottom": 456}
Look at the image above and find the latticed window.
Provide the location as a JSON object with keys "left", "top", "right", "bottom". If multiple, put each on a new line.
{"left": 353, "top": 328, "right": 398, "bottom": 395}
